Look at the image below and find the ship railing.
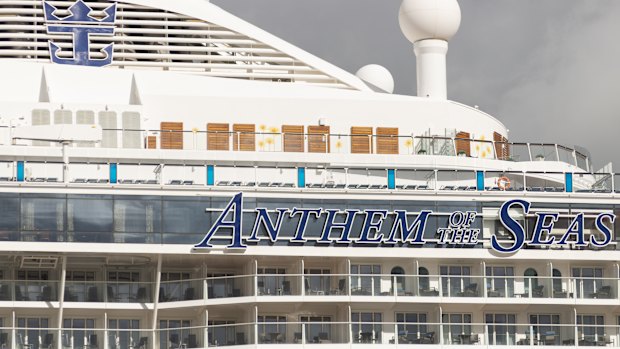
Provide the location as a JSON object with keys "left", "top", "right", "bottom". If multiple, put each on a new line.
{"left": 3, "top": 274, "right": 620, "bottom": 304}
{"left": 0, "top": 279, "right": 59, "bottom": 302}
{"left": 7, "top": 323, "right": 620, "bottom": 347}
{"left": 63, "top": 280, "right": 153, "bottom": 303}
{"left": 2, "top": 124, "right": 591, "bottom": 171}
{"left": 7, "top": 160, "right": 616, "bottom": 194}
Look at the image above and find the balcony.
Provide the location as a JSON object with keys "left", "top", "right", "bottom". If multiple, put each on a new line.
{"left": 6, "top": 322, "right": 620, "bottom": 348}
{"left": 0, "top": 273, "right": 615, "bottom": 304}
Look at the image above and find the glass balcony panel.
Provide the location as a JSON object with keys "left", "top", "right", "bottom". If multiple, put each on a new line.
{"left": 573, "top": 277, "right": 615, "bottom": 299}
{"left": 437, "top": 170, "right": 477, "bottom": 191}
{"left": 445, "top": 323, "right": 485, "bottom": 345}
{"left": 107, "top": 282, "right": 152, "bottom": 303}
{"left": 470, "top": 140, "right": 495, "bottom": 160}
{"left": 207, "top": 275, "right": 253, "bottom": 299}
{"left": 26, "top": 161, "right": 64, "bottom": 183}
{"left": 351, "top": 322, "right": 389, "bottom": 344}
{"left": 616, "top": 174, "right": 620, "bottom": 193}
{"left": 584, "top": 173, "right": 614, "bottom": 193}
{"left": 163, "top": 165, "right": 206, "bottom": 186}
{"left": 441, "top": 276, "right": 483, "bottom": 297}
{"left": 484, "top": 171, "right": 526, "bottom": 191}
{"left": 525, "top": 172, "right": 566, "bottom": 192}
{"left": 557, "top": 145, "right": 577, "bottom": 166}
{"left": 214, "top": 166, "right": 257, "bottom": 187}
{"left": 305, "top": 168, "right": 347, "bottom": 189}
{"left": 14, "top": 280, "right": 58, "bottom": 301}
{"left": 208, "top": 323, "right": 253, "bottom": 347}
{"left": 576, "top": 152, "right": 589, "bottom": 171}
{"left": 530, "top": 144, "right": 559, "bottom": 162}
{"left": 158, "top": 327, "right": 203, "bottom": 349}
{"left": 107, "top": 329, "right": 150, "bottom": 349}
{"left": 393, "top": 323, "right": 440, "bottom": 344}
{"left": 257, "top": 275, "right": 300, "bottom": 296}
{"left": 303, "top": 275, "right": 347, "bottom": 296}
{"left": 159, "top": 278, "right": 203, "bottom": 302}
{"left": 16, "top": 327, "right": 54, "bottom": 349}
{"left": 255, "top": 167, "right": 297, "bottom": 187}
{"left": 116, "top": 164, "right": 159, "bottom": 185}
{"left": 64, "top": 281, "right": 104, "bottom": 302}
{"left": 576, "top": 326, "right": 613, "bottom": 347}
{"left": 508, "top": 143, "right": 532, "bottom": 162}
{"left": 299, "top": 322, "right": 349, "bottom": 344}
{"left": 350, "top": 275, "right": 393, "bottom": 296}
{"left": 394, "top": 169, "right": 436, "bottom": 191}
{"left": 61, "top": 329, "right": 104, "bottom": 349}
{"left": 257, "top": 322, "right": 300, "bottom": 344}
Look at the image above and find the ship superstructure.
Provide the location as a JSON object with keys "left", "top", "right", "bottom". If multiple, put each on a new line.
{"left": 0, "top": 0, "right": 618, "bottom": 348}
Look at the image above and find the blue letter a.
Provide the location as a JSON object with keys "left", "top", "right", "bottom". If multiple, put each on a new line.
{"left": 195, "top": 193, "right": 246, "bottom": 249}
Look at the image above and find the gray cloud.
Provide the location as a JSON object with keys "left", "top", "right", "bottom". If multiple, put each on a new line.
{"left": 213, "top": 0, "right": 620, "bottom": 170}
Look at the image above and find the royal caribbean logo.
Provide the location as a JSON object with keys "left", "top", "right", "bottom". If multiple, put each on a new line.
{"left": 43, "top": 0, "right": 117, "bottom": 67}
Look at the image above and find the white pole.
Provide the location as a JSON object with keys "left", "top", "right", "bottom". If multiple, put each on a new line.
{"left": 414, "top": 39, "right": 449, "bottom": 99}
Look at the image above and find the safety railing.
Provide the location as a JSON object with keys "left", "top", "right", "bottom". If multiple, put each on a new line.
{"left": 8, "top": 323, "right": 620, "bottom": 347}
{"left": 4, "top": 160, "right": 616, "bottom": 195}
{"left": 2, "top": 274, "right": 620, "bottom": 304}
{"left": 4, "top": 125, "right": 591, "bottom": 171}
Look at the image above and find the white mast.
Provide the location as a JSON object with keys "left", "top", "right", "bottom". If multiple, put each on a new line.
{"left": 399, "top": 0, "right": 461, "bottom": 99}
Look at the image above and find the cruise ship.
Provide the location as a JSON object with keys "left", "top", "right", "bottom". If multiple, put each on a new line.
{"left": 0, "top": 0, "right": 618, "bottom": 348}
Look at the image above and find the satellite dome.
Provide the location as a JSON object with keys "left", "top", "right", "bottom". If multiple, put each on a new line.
{"left": 399, "top": 0, "right": 461, "bottom": 43}
{"left": 355, "top": 64, "right": 395, "bottom": 94}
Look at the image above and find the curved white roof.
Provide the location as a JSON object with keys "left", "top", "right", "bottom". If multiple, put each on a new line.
{"left": 0, "top": 0, "right": 371, "bottom": 91}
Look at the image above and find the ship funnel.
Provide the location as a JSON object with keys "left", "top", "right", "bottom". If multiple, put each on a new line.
{"left": 399, "top": 0, "right": 461, "bottom": 99}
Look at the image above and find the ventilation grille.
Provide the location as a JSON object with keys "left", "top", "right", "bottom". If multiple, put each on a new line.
{"left": 20, "top": 256, "right": 59, "bottom": 269}
{"left": 0, "top": 0, "right": 351, "bottom": 88}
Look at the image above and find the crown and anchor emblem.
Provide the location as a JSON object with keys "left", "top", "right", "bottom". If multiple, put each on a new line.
{"left": 43, "top": 0, "right": 117, "bottom": 67}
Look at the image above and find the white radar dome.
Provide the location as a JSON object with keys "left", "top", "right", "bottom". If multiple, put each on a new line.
{"left": 399, "top": 0, "right": 461, "bottom": 43}
{"left": 355, "top": 64, "right": 395, "bottom": 94}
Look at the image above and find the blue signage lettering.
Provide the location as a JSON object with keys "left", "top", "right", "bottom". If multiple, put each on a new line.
{"left": 194, "top": 192, "right": 245, "bottom": 249}
{"left": 248, "top": 208, "right": 289, "bottom": 243}
{"left": 357, "top": 210, "right": 389, "bottom": 244}
{"left": 529, "top": 212, "right": 558, "bottom": 246}
{"left": 385, "top": 210, "right": 431, "bottom": 244}
{"left": 193, "top": 194, "right": 616, "bottom": 253}
{"left": 557, "top": 213, "right": 587, "bottom": 246}
{"left": 592, "top": 213, "right": 615, "bottom": 247}
{"left": 492, "top": 199, "right": 529, "bottom": 253}
{"left": 290, "top": 208, "right": 322, "bottom": 242}
{"left": 320, "top": 209, "right": 359, "bottom": 244}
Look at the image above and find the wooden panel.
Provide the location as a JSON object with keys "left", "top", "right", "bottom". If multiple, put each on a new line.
{"left": 233, "top": 124, "right": 256, "bottom": 151}
{"left": 456, "top": 131, "right": 471, "bottom": 157}
{"left": 207, "top": 123, "right": 230, "bottom": 151}
{"left": 160, "top": 122, "right": 183, "bottom": 150}
{"left": 307, "top": 126, "right": 330, "bottom": 153}
{"left": 146, "top": 136, "right": 157, "bottom": 149}
{"left": 376, "top": 127, "right": 399, "bottom": 155}
{"left": 283, "top": 125, "right": 304, "bottom": 153}
{"left": 351, "top": 127, "right": 373, "bottom": 154}
{"left": 494, "top": 131, "right": 509, "bottom": 160}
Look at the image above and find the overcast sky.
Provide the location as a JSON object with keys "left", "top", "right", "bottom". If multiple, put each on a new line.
{"left": 212, "top": 0, "right": 620, "bottom": 170}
